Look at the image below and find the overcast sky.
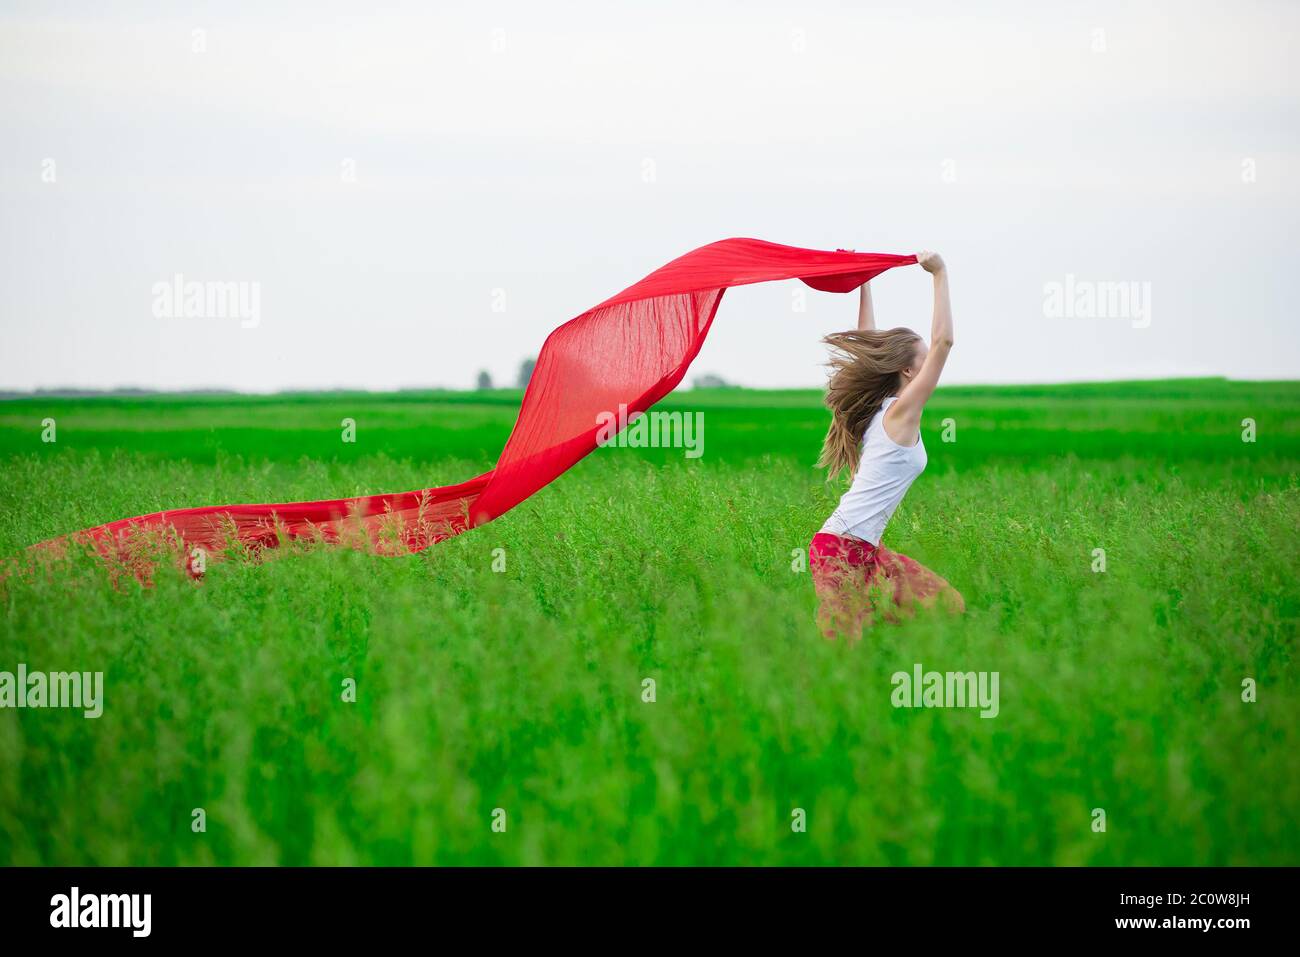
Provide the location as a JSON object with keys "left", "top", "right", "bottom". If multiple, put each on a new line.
{"left": 1, "top": 0, "right": 1296, "bottom": 391}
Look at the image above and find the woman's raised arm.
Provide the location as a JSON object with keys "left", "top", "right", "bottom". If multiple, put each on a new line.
{"left": 889, "top": 251, "right": 953, "bottom": 428}
{"left": 857, "top": 281, "right": 876, "bottom": 332}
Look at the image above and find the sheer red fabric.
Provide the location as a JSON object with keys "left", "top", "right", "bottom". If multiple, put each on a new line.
{"left": 45, "top": 238, "right": 915, "bottom": 565}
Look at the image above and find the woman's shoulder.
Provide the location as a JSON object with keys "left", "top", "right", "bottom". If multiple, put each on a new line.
{"left": 862, "top": 396, "right": 898, "bottom": 442}
{"left": 874, "top": 395, "right": 900, "bottom": 422}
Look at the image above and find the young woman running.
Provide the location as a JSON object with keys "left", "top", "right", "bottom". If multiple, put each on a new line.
{"left": 809, "top": 250, "right": 965, "bottom": 636}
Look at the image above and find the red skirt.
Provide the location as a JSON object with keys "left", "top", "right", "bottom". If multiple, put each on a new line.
{"left": 808, "top": 531, "right": 962, "bottom": 637}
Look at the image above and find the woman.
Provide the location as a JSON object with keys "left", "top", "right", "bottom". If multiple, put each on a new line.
{"left": 809, "top": 250, "right": 964, "bottom": 637}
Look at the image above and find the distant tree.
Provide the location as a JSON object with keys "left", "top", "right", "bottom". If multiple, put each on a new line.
{"left": 476, "top": 370, "right": 493, "bottom": 391}
{"left": 516, "top": 357, "right": 536, "bottom": 389}
{"left": 693, "top": 373, "right": 732, "bottom": 389}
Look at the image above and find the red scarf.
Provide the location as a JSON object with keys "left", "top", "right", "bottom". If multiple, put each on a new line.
{"left": 46, "top": 239, "right": 915, "bottom": 565}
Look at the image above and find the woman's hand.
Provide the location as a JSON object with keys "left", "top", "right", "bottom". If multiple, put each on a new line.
{"left": 916, "top": 250, "right": 946, "bottom": 274}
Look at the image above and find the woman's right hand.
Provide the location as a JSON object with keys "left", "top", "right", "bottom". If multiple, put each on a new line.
{"left": 916, "top": 250, "right": 946, "bottom": 274}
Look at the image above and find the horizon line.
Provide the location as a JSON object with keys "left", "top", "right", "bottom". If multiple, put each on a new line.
{"left": 2, "top": 374, "right": 1297, "bottom": 402}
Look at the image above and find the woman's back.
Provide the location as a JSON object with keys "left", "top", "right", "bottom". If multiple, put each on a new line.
{"left": 821, "top": 396, "right": 927, "bottom": 546}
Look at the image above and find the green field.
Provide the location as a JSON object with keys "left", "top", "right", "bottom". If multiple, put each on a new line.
{"left": 1, "top": 379, "right": 1297, "bottom": 865}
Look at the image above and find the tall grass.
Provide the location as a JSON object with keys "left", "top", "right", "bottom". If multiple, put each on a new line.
{"left": 0, "top": 381, "right": 1296, "bottom": 864}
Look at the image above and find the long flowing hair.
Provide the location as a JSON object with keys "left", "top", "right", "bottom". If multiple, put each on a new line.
{"left": 818, "top": 327, "right": 923, "bottom": 480}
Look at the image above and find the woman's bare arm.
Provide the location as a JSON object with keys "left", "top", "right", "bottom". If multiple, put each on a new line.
{"left": 857, "top": 282, "right": 876, "bottom": 332}
{"left": 887, "top": 251, "right": 953, "bottom": 439}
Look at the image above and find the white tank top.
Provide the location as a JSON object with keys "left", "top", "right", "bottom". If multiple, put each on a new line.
{"left": 820, "top": 396, "right": 927, "bottom": 546}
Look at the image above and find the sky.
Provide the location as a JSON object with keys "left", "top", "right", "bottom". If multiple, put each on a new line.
{"left": 1, "top": 0, "right": 1297, "bottom": 392}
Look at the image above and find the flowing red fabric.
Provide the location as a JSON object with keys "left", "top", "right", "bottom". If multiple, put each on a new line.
{"left": 48, "top": 239, "right": 915, "bottom": 565}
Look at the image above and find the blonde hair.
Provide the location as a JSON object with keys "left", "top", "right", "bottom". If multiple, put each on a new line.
{"left": 818, "top": 327, "right": 923, "bottom": 480}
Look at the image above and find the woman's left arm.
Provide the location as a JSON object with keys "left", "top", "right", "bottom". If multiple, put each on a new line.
{"left": 857, "top": 282, "right": 876, "bottom": 332}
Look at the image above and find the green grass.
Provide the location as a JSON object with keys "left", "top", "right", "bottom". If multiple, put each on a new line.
{"left": 0, "top": 379, "right": 1297, "bottom": 865}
